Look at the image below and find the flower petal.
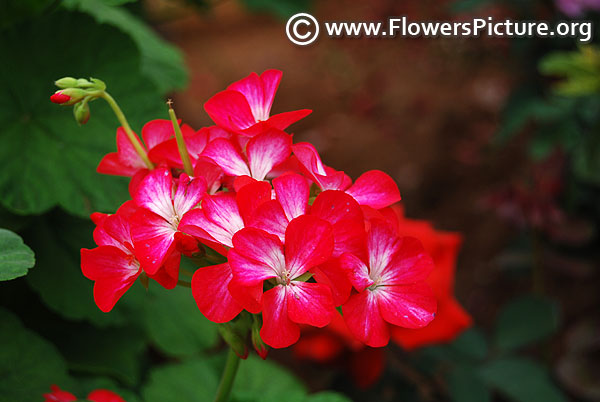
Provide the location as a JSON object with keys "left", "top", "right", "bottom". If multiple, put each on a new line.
{"left": 367, "top": 219, "right": 401, "bottom": 280}
{"left": 258, "top": 69, "right": 282, "bottom": 119}
{"left": 286, "top": 281, "right": 334, "bottom": 327}
{"left": 312, "top": 259, "right": 353, "bottom": 306}
{"left": 131, "top": 208, "right": 176, "bottom": 274}
{"left": 192, "top": 263, "right": 242, "bottom": 323}
{"left": 382, "top": 236, "right": 434, "bottom": 285}
{"left": 311, "top": 190, "right": 366, "bottom": 258}
{"left": 247, "top": 129, "right": 292, "bottom": 181}
{"left": 173, "top": 174, "right": 207, "bottom": 217}
{"left": 203, "top": 138, "right": 250, "bottom": 177}
{"left": 204, "top": 90, "right": 256, "bottom": 132}
{"left": 377, "top": 283, "right": 437, "bottom": 329}
{"left": 343, "top": 290, "right": 390, "bottom": 347}
{"left": 142, "top": 119, "right": 175, "bottom": 150}
{"left": 229, "top": 228, "right": 285, "bottom": 285}
{"left": 133, "top": 168, "right": 175, "bottom": 222}
{"left": 339, "top": 253, "right": 374, "bottom": 292}
{"left": 260, "top": 285, "right": 300, "bottom": 348}
{"left": 273, "top": 173, "right": 309, "bottom": 221}
{"left": 228, "top": 71, "right": 269, "bottom": 121}
{"left": 179, "top": 193, "right": 243, "bottom": 248}
{"left": 81, "top": 246, "right": 140, "bottom": 312}
{"left": 247, "top": 200, "right": 288, "bottom": 242}
{"left": 193, "top": 156, "right": 224, "bottom": 194}
{"left": 285, "top": 215, "right": 334, "bottom": 278}
{"left": 266, "top": 109, "right": 312, "bottom": 131}
{"left": 345, "top": 170, "right": 401, "bottom": 209}
{"left": 236, "top": 180, "right": 273, "bottom": 224}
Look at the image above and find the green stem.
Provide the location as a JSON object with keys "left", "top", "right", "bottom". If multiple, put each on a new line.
{"left": 99, "top": 92, "right": 154, "bottom": 170}
{"left": 214, "top": 347, "right": 241, "bottom": 402}
{"left": 168, "top": 103, "right": 194, "bottom": 176}
{"left": 177, "top": 279, "right": 192, "bottom": 288}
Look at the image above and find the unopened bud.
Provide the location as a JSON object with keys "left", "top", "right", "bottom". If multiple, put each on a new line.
{"left": 50, "top": 91, "right": 72, "bottom": 104}
{"left": 51, "top": 88, "right": 87, "bottom": 105}
{"left": 74, "top": 100, "right": 90, "bottom": 125}
{"left": 90, "top": 78, "right": 106, "bottom": 91}
{"left": 218, "top": 322, "right": 248, "bottom": 359}
{"left": 76, "top": 78, "right": 94, "bottom": 88}
{"left": 54, "top": 77, "right": 78, "bottom": 89}
{"left": 251, "top": 323, "right": 268, "bottom": 359}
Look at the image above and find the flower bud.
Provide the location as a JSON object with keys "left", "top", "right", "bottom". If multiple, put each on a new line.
{"left": 54, "top": 77, "right": 78, "bottom": 89}
{"left": 50, "top": 91, "right": 72, "bottom": 104}
{"left": 218, "top": 322, "right": 248, "bottom": 359}
{"left": 251, "top": 324, "right": 268, "bottom": 360}
{"left": 76, "top": 78, "right": 94, "bottom": 88}
{"left": 73, "top": 100, "right": 90, "bottom": 125}
{"left": 90, "top": 78, "right": 106, "bottom": 91}
{"left": 50, "top": 88, "right": 87, "bottom": 105}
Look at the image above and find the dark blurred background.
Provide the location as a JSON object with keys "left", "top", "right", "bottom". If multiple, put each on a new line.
{"left": 1, "top": 0, "right": 599, "bottom": 401}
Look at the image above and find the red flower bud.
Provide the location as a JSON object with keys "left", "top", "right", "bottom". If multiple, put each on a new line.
{"left": 50, "top": 91, "right": 71, "bottom": 104}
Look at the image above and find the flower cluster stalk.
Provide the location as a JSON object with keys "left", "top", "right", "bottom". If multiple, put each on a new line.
{"left": 99, "top": 92, "right": 154, "bottom": 170}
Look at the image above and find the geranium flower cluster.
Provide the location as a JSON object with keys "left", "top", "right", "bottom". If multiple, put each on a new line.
{"left": 78, "top": 69, "right": 437, "bottom": 352}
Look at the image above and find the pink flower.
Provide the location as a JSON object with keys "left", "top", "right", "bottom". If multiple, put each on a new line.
{"left": 292, "top": 142, "right": 401, "bottom": 209}
{"left": 81, "top": 202, "right": 179, "bottom": 312}
{"left": 131, "top": 168, "right": 206, "bottom": 275}
{"left": 202, "top": 129, "right": 292, "bottom": 183}
{"left": 340, "top": 219, "right": 437, "bottom": 347}
{"left": 228, "top": 215, "right": 336, "bottom": 348}
{"left": 204, "top": 69, "right": 311, "bottom": 136}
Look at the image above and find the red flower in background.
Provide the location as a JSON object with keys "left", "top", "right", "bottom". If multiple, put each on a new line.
{"left": 44, "top": 385, "right": 125, "bottom": 402}
{"left": 294, "top": 312, "right": 385, "bottom": 389}
{"left": 294, "top": 204, "right": 470, "bottom": 386}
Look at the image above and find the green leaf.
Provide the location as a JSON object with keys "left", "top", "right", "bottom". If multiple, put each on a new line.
{"left": 143, "top": 359, "right": 218, "bottom": 402}
{"left": 480, "top": 357, "right": 567, "bottom": 402}
{"left": 142, "top": 284, "right": 219, "bottom": 357}
{"left": 304, "top": 391, "right": 352, "bottom": 402}
{"left": 0, "top": 228, "right": 34, "bottom": 281}
{"left": 232, "top": 356, "right": 307, "bottom": 402}
{"left": 448, "top": 365, "right": 491, "bottom": 402}
{"left": 494, "top": 295, "right": 559, "bottom": 353}
{"left": 0, "top": 11, "right": 165, "bottom": 216}
{"left": 24, "top": 212, "right": 143, "bottom": 326}
{"left": 450, "top": 328, "right": 488, "bottom": 361}
{"left": 241, "top": 0, "right": 312, "bottom": 19}
{"left": 0, "top": 307, "right": 71, "bottom": 402}
{"left": 63, "top": 0, "right": 188, "bottom": 94}
{"left": 57, "top": 326, "right": 146, "bottom": 386}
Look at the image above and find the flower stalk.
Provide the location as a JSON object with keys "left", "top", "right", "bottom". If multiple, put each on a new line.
{"left": 167, "top": 100, "right": 194, "bottom": 176}
{"left": 99, "top": 91, "right": 154, "bottom": 170}
{"left": 214, "top": 347, "right": 241, "bottom": 402}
